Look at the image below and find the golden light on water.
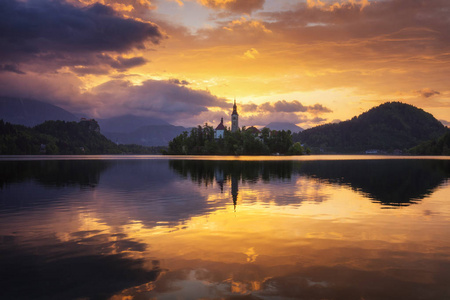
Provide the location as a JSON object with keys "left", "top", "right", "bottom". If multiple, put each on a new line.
{"left": 1, "top": 158, "right": 449, "bottom": 299}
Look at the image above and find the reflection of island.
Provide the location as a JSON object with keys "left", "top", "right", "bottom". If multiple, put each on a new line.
{"left": 299, "top": 159, "right": 450, "bottom": 206}
{"left": 169, "top": 160, "right": 297, "bottom": 208}
{"left": 0, "top": 160, "right": 222, "bottom": 228}
{"left": 169, "top": 159, "right": 450, "bottom": 207}
{"left": 0, "top": 160, "right": 110, "bottom": 189}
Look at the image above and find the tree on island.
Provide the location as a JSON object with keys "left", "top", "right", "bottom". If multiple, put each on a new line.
{"left": 166, "top": 124, "right": 309, "bottom": 155}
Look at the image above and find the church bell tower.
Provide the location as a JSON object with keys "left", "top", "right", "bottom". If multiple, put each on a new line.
{"left": 231, "top": 99, "right": 239, "bottom": 132}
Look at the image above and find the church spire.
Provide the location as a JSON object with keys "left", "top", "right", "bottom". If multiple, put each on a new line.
{"left": 231, "top": 98, "right": 239, "bottom": 132}
{"left": 232, "top": 98, "right": 238, "bottom": 115}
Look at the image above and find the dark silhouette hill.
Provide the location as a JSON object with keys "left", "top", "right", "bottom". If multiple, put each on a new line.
{"left": 293, "top": 102, "right": 446, "bottom": 153}
{"left": 409, "top": 129, "right": 450, "bottom": 155}
{"left": 0, "top": 120, "right": 161, "bottom": 155}
{"left": 0, "top": 97, "right": 77, "bottom": 126}
{"left": 265, "top": 122, "right": 303, "bottom": 133}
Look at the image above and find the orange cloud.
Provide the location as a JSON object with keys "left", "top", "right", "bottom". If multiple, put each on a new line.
{"left": 243, "top": 48, "right": 259, "bottom": 59}
{"left": 307, "top": 0, "right": 370, "bottom": 11}
{"left": 198, "top": 0, "right": 264, "bottom": 14}
{"left": 223, "top": 17, "right": 272, "bottom": 33}
{"left": 1, "top": 0, "right": 449, "bottom": 127}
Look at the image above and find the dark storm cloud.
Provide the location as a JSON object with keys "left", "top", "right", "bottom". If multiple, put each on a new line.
{"left": 168, "top": 78, "right": 190, "bottom": 85}
{"left": 89, "top": 54, "right": 148, "bottom": 71}
{"left": 0, "top": 64, "right": 25, "bottom": 74}
{"left": 89, "top": 79, "right": 228, "bottom": 119}
{"left": 257, "top": 100, "right": 332, "bottom": 114}
{"left": 308, "top": 103, "right": 333, "bottom": 114}
{"left": 417, "top": 88, "right": 441, "bottom": 98}
{"left": 109, "top": 56, "right": 148, "bottom": 70}
{"left": 0, "top": 0, "right": 163, "bottom": 70}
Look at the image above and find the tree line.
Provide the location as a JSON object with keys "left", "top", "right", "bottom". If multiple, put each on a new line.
{"left": 409, "top": 129, "right": 450, "bottom": 155}
{"left": 0, "top": 119, "right": 163, "bottom": 155}
{"left": 165, "top": 124, "right": 310, "bottom": 155}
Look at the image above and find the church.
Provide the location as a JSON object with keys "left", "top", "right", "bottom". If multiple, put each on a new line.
{"left": 214, "top": 99, "right": 239, "bottom": 139}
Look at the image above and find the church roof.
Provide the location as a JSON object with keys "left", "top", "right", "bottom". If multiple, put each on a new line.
{"left": 215, "top": 118, "right": 226, "bottom": 130}
{"left": 245, "top": 126, "right": 260, "bottom": 134}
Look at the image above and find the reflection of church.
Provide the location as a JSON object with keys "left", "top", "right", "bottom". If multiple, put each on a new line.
{"left": 215, "top": 99, "right": 239, "bottom": 138}
{"left": 231, "top": 175, "right": 238, "bottom": 210}
{"left": 215, "top": 168, "right": 239, "bottom": 211}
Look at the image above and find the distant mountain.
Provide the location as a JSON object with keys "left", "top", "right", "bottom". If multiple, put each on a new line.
{"left": 265, "top": 122, "right": 303, "bottom": 132}
{"left": 98, "top": 115, "right": 170, "bottom": 133}
{"left": 293, "top": 102, "right": 446, "bottom": 153}
{"left": 0, "top": 98, "right": 185, "bottom": 147}
{"left": 103, "top": 124, "right": 188, "bottom": 147}
{"left": 0, "top": 97, "right": 78, "bottom": 126}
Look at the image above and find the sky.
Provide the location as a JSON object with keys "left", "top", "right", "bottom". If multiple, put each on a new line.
{"left": 0, "top": 0, "right": 449, "bottom": 128}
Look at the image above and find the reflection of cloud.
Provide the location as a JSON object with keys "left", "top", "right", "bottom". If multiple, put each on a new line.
{"left": 0, "top": 231, "right": 161, "bottom": 299}
{"left": 3, "top": 158, "right": 450, "bottom": 300}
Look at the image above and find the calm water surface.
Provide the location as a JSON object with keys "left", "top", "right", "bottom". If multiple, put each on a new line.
{"left": 1, "top": 156, "right": 449, "bottom": 300}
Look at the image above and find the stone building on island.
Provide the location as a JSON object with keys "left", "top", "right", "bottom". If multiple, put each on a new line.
{"left": 215, "top": 99, "right": 239, "bottom": 138}
{"left": 214, "top": 118, "right": 225, "bottom": 139}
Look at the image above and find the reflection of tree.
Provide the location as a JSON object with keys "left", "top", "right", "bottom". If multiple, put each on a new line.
{"left": 299, "top": 159, "right": 450, "bottom": 206}
{"left": 169, "top": 159, "right": 450, "bottom": 207}
{"left": 0, "top": 160, "right": 111, "bottom": 189}
{"left": 169, "top": 160, "right": 298, "bottom": 209}
{"left": 169, "top": 160, "right": 296, "bottom": 184}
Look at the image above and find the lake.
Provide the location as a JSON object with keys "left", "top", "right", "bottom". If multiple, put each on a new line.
{"left": 1, "top": 155, "right": 449, "bottom": 300}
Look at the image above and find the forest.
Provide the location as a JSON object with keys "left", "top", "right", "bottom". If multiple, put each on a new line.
{"left": 166, "top": 125, "right": 309, "bottom": 155}
{"left": 293, "top": 102, "right": 446, "bottom": 153}
{"left": 0, "top": 119, "right": 163, "bottom": 155}
{"left": 409, "top": 129, "right": 450, "bottom": 155}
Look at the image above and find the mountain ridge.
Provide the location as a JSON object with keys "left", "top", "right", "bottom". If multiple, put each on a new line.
{"left": 293, "top": 101, "right": 446, "bottom": 153}
{"left": 0, "top": 97, "right": 78, "bottom": 127}
{"left": 0, "top": 97, "right": 187, "bottom": 146}
{"left": 264, "top": 122, "right": 303, "bottom": 132}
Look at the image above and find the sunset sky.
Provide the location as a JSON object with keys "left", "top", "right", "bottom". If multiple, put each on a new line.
{"left": 0, "top": 0, "right": 449, "bottom": 128}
